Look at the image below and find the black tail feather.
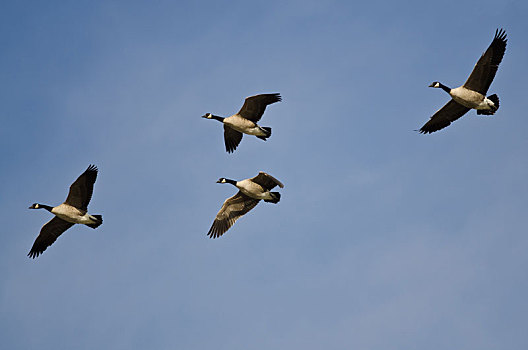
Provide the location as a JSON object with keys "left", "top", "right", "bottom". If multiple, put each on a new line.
{"left": 264, "top": 192, "right": 281, "bottom": 204}
{"left": 261, "top": 126, "right": 272, "bottom": 136}
{"left": 488, "top": 94, "right": 499, "bottom": 110}
{"left": 86, "top": 215, "right": 103, "bottom": 229}
{"left": 477, "top": 94, "right": 499, "bottom": 115}
{"left": 257, "top": 126, "right": 272, "bottom": 140}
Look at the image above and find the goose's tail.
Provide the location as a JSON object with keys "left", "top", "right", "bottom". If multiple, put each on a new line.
{"left": 256, "top": 127, "right": 272, "bottom": 140}
{"left": 264, "top": 192, "right": 281, "bottom": 204}
{"left": 477, "top": 94, "right": 499, "bottom": 115}
{"left": 86, "top": 215, "right": 103, "bottom": 229}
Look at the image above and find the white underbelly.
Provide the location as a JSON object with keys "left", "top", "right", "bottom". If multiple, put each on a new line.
{"left": 240, "top": 189, "right": 272, "bottom": 200}
{"left": 237, "top": 180, "right": 271, "bottom": 200}
{"left": 450, "top": 87, "right": 484, "bottom": 109}
{"left": 475, "top": 98, "right": 495, "bottom": 110}
{"left": 242, "top": 126, "right": 267, "bottom": 136}
{"left": 56, "top": 212, "right": 95, "bottom": 224}
{"left": 51, "top": 204, "right": 95, "bottom": 224}
{"left": 224, "top": 115, "right": 266, "bottom": 136}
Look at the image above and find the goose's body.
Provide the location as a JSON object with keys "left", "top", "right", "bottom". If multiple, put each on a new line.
{"left": 207, "top": 172, "right": 284, "bottom": 238}
{"left": 49, "top": 203, "right": 100, "bottom": 225}
{"left": 222, "top": 115, "right": 269, "bottom": 137}
{"left": 235, "top": 178, "right": 278, "bottom": 201}
{"left": 420, "top": 29, "right": 507, "bottom": 134}
{"left": 28, "top": 165, "right": 103, "bottom": 258}
{"left": 449, "top": 86, "right": 492, "bottom": 109}
{"left": 202, "top": 93, "right": 281, "bottom": 153}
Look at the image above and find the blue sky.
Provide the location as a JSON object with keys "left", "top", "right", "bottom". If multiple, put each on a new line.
{"left": 1, "top": 0, "right": 528, "bottom": 349}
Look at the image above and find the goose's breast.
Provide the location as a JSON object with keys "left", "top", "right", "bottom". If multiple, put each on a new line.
{"left": 224, "top": 115, "right": 257, "bottom": 132}
{"left": 450, "top": 87, "right": 484, "bottom": 108}
{"left": 237, "top": 180, "right": 266, "bottom": 199}
{"left": 51, "top": 204, "right": 86, "bottom": 223}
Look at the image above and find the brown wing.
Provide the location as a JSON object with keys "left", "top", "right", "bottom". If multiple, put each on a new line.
{"left": 64, "top": 165, "right": 98, "bottom": 210}
{"left": 250, "top": 172, "right": 284, "bottom": 190}
{"left": 237, "top": 93, "right": 281, "bottom": 122}
{"left": 223, "top": 125, "right": 243, "bottom": 153}
{"left": 463, "top": 29, "right": 507, "bottom": 95}
{"left": 419, "top": 99, "right": 470, "bottom": 134}
{"left": 28, "top": 217, "right": 74, "bottom": 258}
{"left": 207, "top": 192, "right": 260, "bottom": 239}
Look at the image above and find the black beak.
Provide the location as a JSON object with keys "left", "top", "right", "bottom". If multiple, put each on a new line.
{"left": 428, "top": 83, "right": 435, "bottom": 87}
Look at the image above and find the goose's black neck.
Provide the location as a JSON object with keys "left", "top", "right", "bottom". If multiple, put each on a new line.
{"left": 225, "top": 179, "right": 237, "bottom": 186}
{"left": 438, "top": 82, "right": 451, "bottom": 94}
{"left": 40, "top": 204, "right": 54, "bottom": 212}
{"left": 211, "top": 115, "right": 224, "bottom": 122}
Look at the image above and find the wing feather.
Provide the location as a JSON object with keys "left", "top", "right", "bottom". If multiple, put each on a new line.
{"left": 250, "top": 172, "right": 284, "bottom": 190}
{"left": 237, "top": 93, "right": 281, "bottom": 122}
{"left": 223, "top": 125, "right": 243, "bottom": 153}
{"left": 207, "top": 192, "right": 260, "bottom": 238}
{"left": 420, "top": 99, "right": 470, "bottom": 134}
{"left": 463, "top": 29, "right": 507, "bottom": 95}
{"left": 64, "top": 165, "right": 98, "bottom": 210}
{"left": 28, "top": 217, "right": 74, "bottom": 258}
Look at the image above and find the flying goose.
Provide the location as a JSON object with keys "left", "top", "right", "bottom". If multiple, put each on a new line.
{"left": 420, "top": 29, "right": 507, "bottom": 134}
{"left": 27, "top": 165, "right": 103, "bottom": 258}
{"left": 207, "top": 172, "right": 284, "bottom": 238}
{"left": 202, "top": 93, "right": 281, "bottom": 153}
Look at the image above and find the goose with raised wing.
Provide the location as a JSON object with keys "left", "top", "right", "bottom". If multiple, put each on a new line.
{"left": 202, "top": 93, "right": 281, "bottom": 153}
{"left": 207, "top": 172, "right": 284, "bottom": 238}
{"left": 27, "top": 165, "right": 103, "bottom": 258}
{"left": 420, "top": 29, "right": 507, "bottom": 134}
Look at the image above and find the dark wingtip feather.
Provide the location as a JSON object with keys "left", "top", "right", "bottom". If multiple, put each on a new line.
{"left": 207, "top": 224, "right": 219, "bottom": 239}
{"left": 418, "top": 128, "right": 433, "bottom": 134}
{"left": 495, "top": 28, "right": 507, "bottom": 42}
{"left": 269, "top": 93, "right": 282, "bottom": 104}
{"left": 27, "top": 249, "right": 41, "bottom": 259}
{"left": 225, "top": 140, "right": 238, "bottom": 153}
{"left": 207, "top": 219, "right": 230, "bottom": 238}
{"left": 86, "top": 164, "right": 98, "bottom": 173}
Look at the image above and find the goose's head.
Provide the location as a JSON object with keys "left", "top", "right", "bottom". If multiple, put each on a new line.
{"left": 217, "top": 177, "right": 237, "bottom": 186}
{"left": 201, "top": 113, "right": 213, "bottom": 119}
{"left": 28, "top": 203, "right": 41, "bottom": 209}
{"left": 429, "top": 81, "right": 441, "bottom": 88}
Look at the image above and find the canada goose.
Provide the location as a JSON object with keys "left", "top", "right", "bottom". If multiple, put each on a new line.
{"left": 202, "top": 93, "right": 281, "bottom": 153}
{"left": 27, "top": 165, "right": 103, "bottom": 258}
{"left": 207, "top": 172, "right": 284, "bottom": 238}
{"left": 420, "top": 29, "right": 507, "bottom": 133}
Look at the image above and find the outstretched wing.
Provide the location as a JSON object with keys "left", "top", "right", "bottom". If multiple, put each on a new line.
{"left": 419, "top": 99, "right": 470, "bottom": 134}
{"left": 28, "top": 217, "right": 74, "bottom": 258}
{"left": 237, "top": 93, "right": 281, "bottom": 122}
{"left": 64, "top": 165, "right": 98, "bottom": 210}
{"left": 463, "top": 29, "right": 507, "bottom": 95}
{"left": 207, "top": 192, "right": 260, "bottom": 239}
{"left": 250, "top": 171, "right": 284, "bottom": 190}
{"left": 223, "top": 125, "right": 243, "bottom": 153}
